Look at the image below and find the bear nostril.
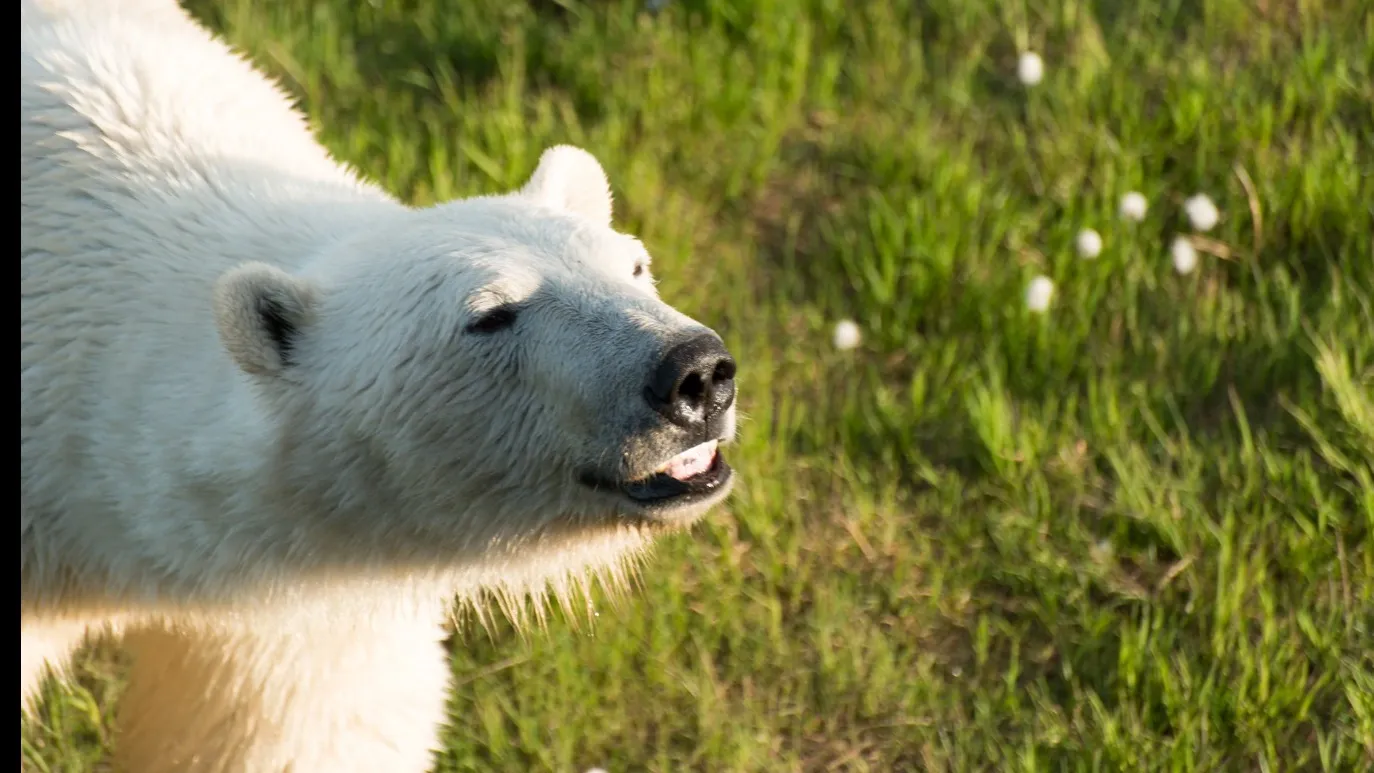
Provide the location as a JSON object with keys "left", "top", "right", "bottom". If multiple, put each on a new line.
{"left": 712, "top": 358, "right": 736, "bottom": 384}
{"left": 677, "top": 372, "right": 707, "bottom": 406}
{"left": 646, "top": 333, "right": 736, "bottom": 429}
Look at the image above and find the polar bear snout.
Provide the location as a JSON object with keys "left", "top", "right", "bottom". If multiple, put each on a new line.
{"left": 643, "top": 332, "right": 737, "bottom": 435}
{"left": 574, "top": 329, "right": 738, "bottom": 521}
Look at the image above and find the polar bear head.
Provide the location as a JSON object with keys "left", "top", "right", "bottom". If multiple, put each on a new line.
{"left": 211, "top": 146, "right": 738, "bottom": 585}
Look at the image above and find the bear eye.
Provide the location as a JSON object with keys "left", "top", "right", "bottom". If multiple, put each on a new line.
{"left": 633, "top": 262, "right": 645, "bottom": 278}
{"left": 466, "top": 304, "right": 519, "bottom": 334}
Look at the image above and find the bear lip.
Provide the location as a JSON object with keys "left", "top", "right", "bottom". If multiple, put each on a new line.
{"left": 577, "top": 440, "right": 734, "bottom": 510}
{"left": 651, "top": 440, "right": 718, "bottom": 481}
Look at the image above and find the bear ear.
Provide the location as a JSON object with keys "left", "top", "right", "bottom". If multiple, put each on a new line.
{"left": 518, "top": 145, "right": 614, "bottom": 227}
{"left": 212, "top": 262, "right": 319, "bottom": 378}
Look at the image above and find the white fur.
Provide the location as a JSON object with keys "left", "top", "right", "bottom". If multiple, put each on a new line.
{"left": 21, "top": 1, "right": 737, "bottom": 770}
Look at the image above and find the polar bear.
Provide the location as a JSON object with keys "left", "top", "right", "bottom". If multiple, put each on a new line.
{"left": 21, "top": 1, "right": 739, "bottom": 770}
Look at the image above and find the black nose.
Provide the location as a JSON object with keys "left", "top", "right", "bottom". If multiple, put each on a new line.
{"left": 645, "top": 333, "right": 737, "bottom": 431}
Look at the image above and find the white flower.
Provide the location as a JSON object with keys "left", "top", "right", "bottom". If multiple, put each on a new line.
{"left": 1119, "top": 191, "right": 1148, "bottom": 222}
{"left": 1075, "top": 228, "right": 1103, "bottom": 259}
{"left": 1026, "top": 276, "right": 1054, "bottom": 312}
{"left": 585, "top": 769, "right": 610, "bottom": 773}
{"left": 1184, "top": 194, "right": 1219, "bottom": 232}
{"left": 832, "top": 319, "right": 861, "bottom": 350}
{"left": 1017, "top": 52, "right": 1044, "bottom": 86}
{"left": 1171, "top": 236, "right": 1198, "bottom": 275}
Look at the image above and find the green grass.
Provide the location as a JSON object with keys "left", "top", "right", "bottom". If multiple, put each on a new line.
{"left": 21, "top": 1, "right": 1374, "bottom": 770}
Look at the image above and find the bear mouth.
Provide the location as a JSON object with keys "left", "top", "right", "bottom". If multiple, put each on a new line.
{"left": 579, "top": 439, "right": 734, "bottom": 514}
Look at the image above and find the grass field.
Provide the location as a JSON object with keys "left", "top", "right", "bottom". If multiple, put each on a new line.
{"left": 21, "top": 1, "right": 1374, "bottom": 771}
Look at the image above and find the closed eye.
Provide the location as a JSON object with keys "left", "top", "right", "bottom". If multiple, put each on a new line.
{"left": 466, "top": 304, "right": 519, "bottom": 334}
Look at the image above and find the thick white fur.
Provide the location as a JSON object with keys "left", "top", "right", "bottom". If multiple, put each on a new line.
{"left": 21, "top": 1, "right": 735, "bottom": 770}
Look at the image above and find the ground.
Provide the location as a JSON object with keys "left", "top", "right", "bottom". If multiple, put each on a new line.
{"left": 20, "top": 1, "right": 1372, "bottom": 771}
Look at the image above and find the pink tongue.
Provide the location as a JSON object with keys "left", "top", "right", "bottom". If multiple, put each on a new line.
{"left": 664, "top": 443, "right": 716, "bottom": 481}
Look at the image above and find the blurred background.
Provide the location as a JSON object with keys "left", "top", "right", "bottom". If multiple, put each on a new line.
{"left": 23, "top": 1, "right": 1372, "bottom": 771}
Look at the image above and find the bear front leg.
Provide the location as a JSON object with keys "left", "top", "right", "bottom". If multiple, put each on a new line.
{"left": 114, "top": 606, "right": 453, "bottom": 773}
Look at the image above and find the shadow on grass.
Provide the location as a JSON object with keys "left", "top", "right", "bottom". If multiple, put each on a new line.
{"left": 183, "top": 0, "right": 612, "bottom": 125}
